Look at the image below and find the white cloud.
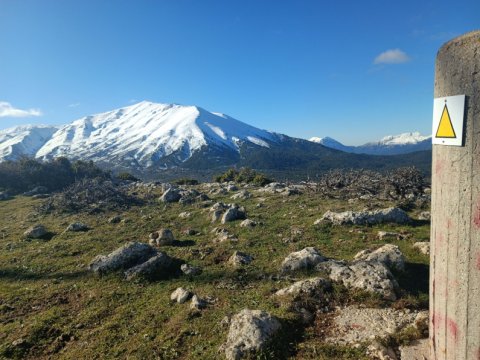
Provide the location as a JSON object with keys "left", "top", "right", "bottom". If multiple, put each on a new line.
{"left": 0, "top": 101, "right": 42, "bottom": 118}
{"left": 68, "top": 102, "right": 80, "bottom": 108}
{"left": 374, "top": 49, "right": 411, "bottom": 64}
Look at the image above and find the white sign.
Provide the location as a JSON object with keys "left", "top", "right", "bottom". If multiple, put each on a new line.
{"left": 432, "top": 94, "right": 465, "bottom": 146}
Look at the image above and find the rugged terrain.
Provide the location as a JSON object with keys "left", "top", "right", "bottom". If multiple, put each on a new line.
{"left": 0, "top": 178, "right": 431, "bottom": 359}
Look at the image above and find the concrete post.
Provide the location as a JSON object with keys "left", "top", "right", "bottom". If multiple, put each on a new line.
{"left": 431, "top": 30, "right": 480, "bottom": 360}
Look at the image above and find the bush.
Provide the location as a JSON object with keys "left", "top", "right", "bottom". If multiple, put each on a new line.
{"left": 174, "top": 178, "right": 199, "bottom": 185}
{"left": 0, "top": 157, "right": 109, "bottom": 194}
{"left": 116, "top": 172, "right": 140, "bottom": 182}
{"left": 214, "top": 167, "right": 273, "bottom": 185}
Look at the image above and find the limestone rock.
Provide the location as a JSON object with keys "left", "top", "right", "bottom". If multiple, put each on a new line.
{"left": 170, "top": 287, "right": 192, "bottom": 304}
{"left": 325, "top": 306, "right": 418, "bottom": 345}
{"left": 190, "top": 295, "right": 207, "bottom": 310}
{"left": 211, "top": 227, "right": 238, "bottom": 243}
{"left": 275, "top": 277, "right": 331, "bottom": 298}
{"left": 231, "top": 190, "right": 251, "bottom": 200}
{"left": 222, "top": 205, "right": 247, "bottom": 224}
{"left": 317, "top": 260, "right": 399, "bottom": 300}
{"left": 281, "top": 247, "right": 325, "bottom": 273}
{"left": 319, "top": 207, "right": 411, "bottom": 226}
{"left": 65, "top": 222, "right": 89, "bottom": 232}
{"left": 181, "top": 263, "right": 202, "bottom": 276}
{"left": 222, "top": 309, "right": 281, "bottom": 360}
{"left": 229, "top": 251, "right": 253, "bottom": 266}
{"left": 88, "top": 242, "right": 157, "bottom": 275}
{"left": 413, "top": 242, "right": 430, "bottom": 255}
{"left": 24, "top": 224, "right": 48, "bottom": 239}
{"left": 239, "top": 219, "right": 257, "bottom": 228}
{"left": 354, "top": 244, "right": 406, "bottom": 271}
{"left": 418, "top": 211, "right": 431, "bottom": 221}
{"left": 124, "top": 252, "right": 173, "bottom": 280}
{"left": 160, "top": 187, "right": 181, "bottom": 203}
{"left": 149, "top": 229, "right": 175, "bottom": 246}
{"left": 178, "top": 211, "right": 191, "bottom": 219}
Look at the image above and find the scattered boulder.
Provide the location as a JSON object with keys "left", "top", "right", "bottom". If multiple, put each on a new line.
{"left": 316, "top": 260, "right": 399, "bottom": 300}
{"left": 178, "top": 211, "right": 191, "bottom": 219}
{"left": 222, "top": 205, "right": 247, "bottom": 224}
{"left": 221, "top": 309, "right": 281, "bottom": 360}
{"left": 318, "top": 207, "right": 411, "bottom": 226}
{"left": 413, "top": 242, "right": 430, "bottom": 255}
{"left": 325, "top": 306, "right": 418, "bottom": 345}
{"left": 124, "top": 252, "right": 173, "bottom": 280}
{"left": 229, "top": 251, "right": 253, "bottom": 267}
{"left": 181, "top": 263, "right": 202, "bottom": 276}
{"left": 88, "top": 242, "right": 157, "bottom": 275}
{"left": 231, "top": 190, "right": 251, "bottom": 200}
{"left": 149, "top": 229, "right": 175, "bottom": 246}
{"left": 354, "top": 244, "right": 406, "bottom": 271}
{"left": 160, "top": 187, "right": 182, "bottom": 203}
{"left": 212, "top": 227, "right": 238, "bottom": 243}
{"left": 65, "top": 222, "right": 89, "bottom": 232}
{"left": 418, "top": 211, "right": 431, "bottom": 221}
{"left": 377, "top": 231, "right": 405, "bottom": 241}
{"left": 239, "top": 219, "right": 257, "bottom": 228}
{"left": 190, "top": 295, "right": 207, "bottom": 310}
{"left": 170, "top": 287, "right": 192, "bottom": 304}
{"left": 275, "top": 277, "right": 331, "bottom": 298}
{"left": 24, "top": 224, "right": 48, "bottom": 239}
{"left": 281, "top": 247, "right": 325, "bottom": 273}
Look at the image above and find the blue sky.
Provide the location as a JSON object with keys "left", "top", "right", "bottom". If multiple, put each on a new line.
{"left": 0, "top": 0, "right": 478, "bottom": 144}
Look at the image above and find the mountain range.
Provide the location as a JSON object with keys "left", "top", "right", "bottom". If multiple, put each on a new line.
{"left": 0, "top": 101, "right": 432, "bottom": 179}
{"left": 309, "top": 132, "right": 431, "bottom": 155}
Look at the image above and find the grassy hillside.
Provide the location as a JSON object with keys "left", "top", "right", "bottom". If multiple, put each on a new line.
{"left": 0, "top": 183, "right": 430, "bottom": 359}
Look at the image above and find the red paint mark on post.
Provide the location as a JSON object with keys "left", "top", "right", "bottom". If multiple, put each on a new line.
{"left": 476, "top": 253, "right": 480, "bottom": 271}
{"left": 435, "top": 159, "right": 444, "bottom": 175}
{"left": 474, "top": 201, "right": 480, "bottom": 229}
{"left": 447, "top": 318, "right": 459, "bottom": 341}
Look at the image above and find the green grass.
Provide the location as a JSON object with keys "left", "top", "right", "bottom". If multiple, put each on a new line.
{"left": 0, "top": 186, "right": 430, "bottom": 359}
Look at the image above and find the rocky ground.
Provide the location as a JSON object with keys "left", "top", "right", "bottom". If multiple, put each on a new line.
{"left": 0, "top": 179, "right": 431, "bottom": 359}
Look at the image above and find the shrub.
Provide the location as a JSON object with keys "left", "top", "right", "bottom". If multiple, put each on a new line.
{"left": 214, "top": 167, "right": 273, "bottom": 185}
{"left": 0, "top": 157, "right": 110, "bottom": 194}
{"left": 174, "top": 178, "right": 199, "bottom": 185}
{"left": 116, "top": 172, "right": 140, "bottom": 182}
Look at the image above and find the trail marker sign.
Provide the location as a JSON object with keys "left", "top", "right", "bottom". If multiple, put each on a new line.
{"left": 432, "top": 94, "right": 465, "bottom": 146}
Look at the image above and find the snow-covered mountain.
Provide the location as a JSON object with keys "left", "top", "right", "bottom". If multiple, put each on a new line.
{"left": 1, "top": 101, "right": 279, "bottom": 167}
{"left": 0, "top": 125, "right": 59, "bottom": 161}
{"left": 309, "top": 132, "right": 431, "bottom": 155}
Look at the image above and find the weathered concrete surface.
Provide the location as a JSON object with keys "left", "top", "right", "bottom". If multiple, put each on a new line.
{"left": 430, "top": 30, "right": 480, "bottom": 360}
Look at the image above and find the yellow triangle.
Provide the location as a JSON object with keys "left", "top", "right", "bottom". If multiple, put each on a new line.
{"left": 436, "top": 104, "right": 456, "bottom": 138}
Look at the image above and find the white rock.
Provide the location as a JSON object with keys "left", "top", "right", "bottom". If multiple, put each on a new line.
{"left": 354, "top": 244, "right": 406, "bottom": 271}
{"left": 221, "top": 309, "right": 281, "bottom": 360}
{"left": 275, "top": 277, "right": 331, "bottom": 297}
{"left": 413, "top": 242, "right": 430, "bottom": 255}
{"left": 281, "top": 247, "right": 325, "bottom": 273}
{"left": 170, "top": 287, "right": 192, "bottom": 304}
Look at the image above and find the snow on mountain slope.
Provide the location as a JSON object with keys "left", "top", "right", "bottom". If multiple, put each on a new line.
{"left": 35, "top": 101, "right": 277, "bottom": 166}
{"left": 0, "top": 125, "right": 58, "bottom": 161}
{"left": 309, "top": 132, "right": 432, "bottom": 155}
{"left": 309, "top": 136, "right": 354, "bottom": 152}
